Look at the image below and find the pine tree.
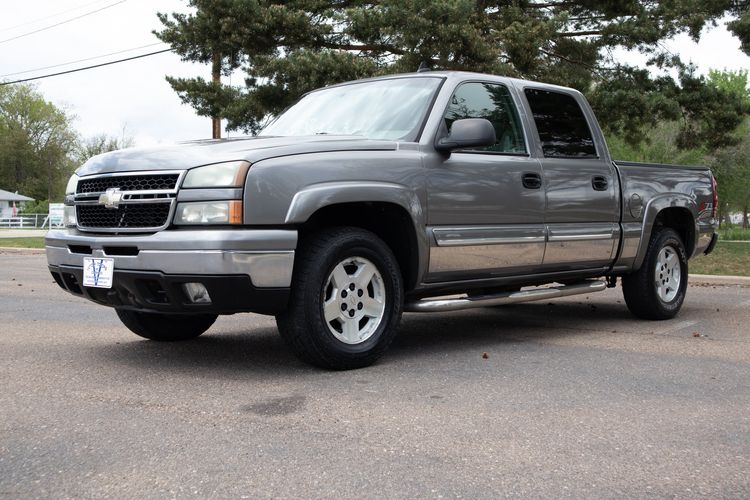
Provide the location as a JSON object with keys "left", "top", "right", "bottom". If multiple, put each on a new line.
{"left": 155, "top": 0, "right": 750, "bottom": 146}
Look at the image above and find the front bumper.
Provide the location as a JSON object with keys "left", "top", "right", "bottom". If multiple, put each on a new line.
{"left": 47, "top": 266, "right": 289, "bottom": 315}
{"left": 45, "top": 228, "right": 297, "bottom": 315}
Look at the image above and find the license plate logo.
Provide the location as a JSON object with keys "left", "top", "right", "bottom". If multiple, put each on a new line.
{"left": 83, "top": 257, "right": 114, "bottom": 289}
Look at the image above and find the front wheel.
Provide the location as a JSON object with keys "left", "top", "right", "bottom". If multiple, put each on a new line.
{"left": 116, "top": 309, "right": 217, "bottom": 341}
{"left": 622, "top": 227, "right": 688, "bottom": 320}
{"left": 276, "top": 227, "right": 403, "bottom": 370}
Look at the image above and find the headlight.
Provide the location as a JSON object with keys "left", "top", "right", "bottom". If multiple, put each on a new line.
{"left": 64, "top": 174, "right": 79, "bottom": 227}
{"left": 182, "top": 161, "right": 250, "bottom": 188}
{"left": 173, "top": 201, "right": 242, "bottom": 225}
{"left": 63, "top": 206, "right": 77, "bottom": 227}
{"left": 64, "top": 174, "right": 78, "bottom": 205}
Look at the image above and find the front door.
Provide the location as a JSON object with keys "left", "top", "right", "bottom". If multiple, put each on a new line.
{"left": 426, "top": 81, "right": 546, "bottom": 281}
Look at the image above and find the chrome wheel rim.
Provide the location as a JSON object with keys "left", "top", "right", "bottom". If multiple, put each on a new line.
{"left": 322, "top": 256, "right": 386, "bottom": 345}
{"left": 654, "top": 245, "right": 681, "bottom": 303}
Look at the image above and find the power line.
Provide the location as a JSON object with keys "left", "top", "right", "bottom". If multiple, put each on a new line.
{"left": 0, "top": 0, "right": 111, "bottom": 33}
{"left": 0, "top": 48, "right": 174, "bottom": 86}
{"left": 0, "top": 0, "right": 128, "bottom": 45}
{"left": 0, "top": 42, "right": 167, "bottom": 78}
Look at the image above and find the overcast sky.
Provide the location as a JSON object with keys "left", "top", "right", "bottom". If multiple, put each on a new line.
{"left": 2, "top": 0, "right": 750, "bottom": 148}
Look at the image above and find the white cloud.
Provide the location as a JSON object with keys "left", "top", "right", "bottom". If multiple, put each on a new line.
{"left": 1, "top": 0, "right": 215, "bottom": 145}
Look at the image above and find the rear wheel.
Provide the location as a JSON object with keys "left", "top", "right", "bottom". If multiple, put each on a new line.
{"left": 116, "top": 309, "right": 217, "bottom": 341}
{"left": 276, "top": 227, "right": 403, "bottom": 370}
{"left": 622, "top": 227, "right": 688, "bottom": 320}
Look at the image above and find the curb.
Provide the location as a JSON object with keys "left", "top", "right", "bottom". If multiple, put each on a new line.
{"left": 0, "top": 231, "right": 48, "bottom": 238}
{"left": 0, "top": 247, "right": 45, "bottom": 254}
{"left": 689, "top": 274, "right": 750, "bottom": 285}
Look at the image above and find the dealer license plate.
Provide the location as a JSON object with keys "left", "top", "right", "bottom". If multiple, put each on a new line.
{"left": 83, "top": 257, "right": 114, "bottom": 289}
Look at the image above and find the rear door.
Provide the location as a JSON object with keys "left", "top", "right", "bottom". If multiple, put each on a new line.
{"left": 426, "top": 81, "right": 546, "bottom": 281}
{"left": 522, "top": 87, "right": 620, "bottom": 270}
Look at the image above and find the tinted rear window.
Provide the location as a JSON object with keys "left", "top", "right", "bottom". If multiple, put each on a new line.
{"left": 524, "top": 88, "right": 597, "bottom": 158}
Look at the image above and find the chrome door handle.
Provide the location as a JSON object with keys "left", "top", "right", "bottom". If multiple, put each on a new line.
{"left": 592, "top": 176, "right": 608, "bottom": 191}
{"left": 522, "top": 173, "right": 542, "bottom": 189}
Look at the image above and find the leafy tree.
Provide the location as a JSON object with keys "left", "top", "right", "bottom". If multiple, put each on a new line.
{"left": 711, "top": 138, "right": 750, "bottom": 228}
{"left": 606, "top": 121, "right": 707, "bottom": 165}
{"left": 156, "top": 0, "right": 750, "bottom": 147}
{"left": 18, "top": 199, "right": 49, "bottom": 215}
{"left": 0, "top": 84, "right": 77, "bottom": 201}
{"left": 606, "top": 70, "right": 750, "bottom": 226}
{"left": 708, "top": 68, "right": 750, "bottom": 102}
{"left": 77, "top": 130, "right": 135, "bottom": 164}
{"left": 705, "top": 70, "right": 750, "bottom": 226}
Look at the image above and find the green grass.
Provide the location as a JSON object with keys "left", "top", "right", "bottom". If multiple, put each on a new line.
{"left": 689, "top": 241, "right": 750, "bottom": 276}
{"left": 0, "top": 237, "right": 45, "bottom": 249}
{"left": 719, "top": 226, "right": 750, "bottom": 241}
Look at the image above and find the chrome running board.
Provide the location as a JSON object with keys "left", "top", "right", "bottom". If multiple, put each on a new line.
{"left": 404, "top": 280, "right": 607, "bottom": 313}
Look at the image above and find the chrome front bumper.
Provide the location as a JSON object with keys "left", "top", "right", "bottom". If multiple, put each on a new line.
{"left": 45, "top": 229, "right": 297, "bottom": 288}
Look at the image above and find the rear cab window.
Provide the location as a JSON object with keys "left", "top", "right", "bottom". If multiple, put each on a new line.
{"left": 524, "top": 88, "right": 597, "bottom": 158}
{"left": 443, "top": 82, "right": 527, "bottom": 154}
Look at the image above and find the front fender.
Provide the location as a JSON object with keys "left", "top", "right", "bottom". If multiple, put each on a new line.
{"left": 284, "top": 181, "right": 430, "bottom": 286}
{"left": 284, "top": 181, "right": 423, "bottom": 224}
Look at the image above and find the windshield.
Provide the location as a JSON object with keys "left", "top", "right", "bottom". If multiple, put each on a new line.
{"left": 260, "top": 77, "right": 443, "bottom": 142}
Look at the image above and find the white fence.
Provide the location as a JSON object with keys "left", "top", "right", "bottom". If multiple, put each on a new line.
{"left": 0, "top": 213, "right": 63, "bottom": 228}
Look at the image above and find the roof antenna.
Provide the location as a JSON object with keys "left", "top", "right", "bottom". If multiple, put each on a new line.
{"left": 417, "top": 61, "right": 431, "bottom": 73}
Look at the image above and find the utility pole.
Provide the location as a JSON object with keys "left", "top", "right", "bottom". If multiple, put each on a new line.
{"left": 212, "top": 51, "right": 221, "bottom": 139}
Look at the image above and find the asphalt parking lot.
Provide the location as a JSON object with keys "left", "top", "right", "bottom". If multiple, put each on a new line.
{"left": 1, "top": 250, "right": 749, "bottom": 498}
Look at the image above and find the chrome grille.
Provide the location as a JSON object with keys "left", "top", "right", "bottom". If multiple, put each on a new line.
{"left": 77, "top": 174, "right": 179, "bottom": 194}
{"left": 74, "top": 170, "right": 184, "bottom": 233}
{"left": 77, "top": 203, "right": 172, "bottom": 229}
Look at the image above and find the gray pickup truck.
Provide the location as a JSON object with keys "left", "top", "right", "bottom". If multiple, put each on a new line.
{"left": 46, "top": 71, "right": 718, "bottom": 369}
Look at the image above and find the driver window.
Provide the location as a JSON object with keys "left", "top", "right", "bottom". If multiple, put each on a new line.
{"left": 443, "top": 82, "right": 526, "bottom": 154}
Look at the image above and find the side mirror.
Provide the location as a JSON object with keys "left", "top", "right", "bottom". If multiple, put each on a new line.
{"left": 435, "top": 118, "right": 496, "bottom": 153}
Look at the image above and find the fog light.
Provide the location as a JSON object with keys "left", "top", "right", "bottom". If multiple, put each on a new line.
{"left": 182, "top": 282, "right": 211, "bottom": 304}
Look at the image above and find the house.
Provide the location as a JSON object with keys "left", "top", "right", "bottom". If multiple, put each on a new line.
{"left": 0, "top": 189, "right": 34, "bottom": 218}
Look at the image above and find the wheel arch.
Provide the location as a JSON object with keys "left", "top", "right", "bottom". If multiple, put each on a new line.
{"left": 633, "top": 194, "right": 697, "bottom": 270}
{"left": 286, "top": 184, "right": 427, "bottom": 291}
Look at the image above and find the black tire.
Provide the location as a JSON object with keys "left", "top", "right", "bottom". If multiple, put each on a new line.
{"left": 622, "top": 227, "right": 688, "bottom": 320}
{"left": 276, "top": 227, "right": 403, "bottom": 370}
{"left": 116, "top": 309, "right": 217, "bottom": 341}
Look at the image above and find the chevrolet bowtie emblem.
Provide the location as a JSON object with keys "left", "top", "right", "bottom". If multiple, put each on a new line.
{"left": 99, "top": 187, "right": 123, "bottom": 209}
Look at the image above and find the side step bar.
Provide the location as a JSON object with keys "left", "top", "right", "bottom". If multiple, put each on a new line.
{"left": 404, "top": 280, "right": 607, "bottom": 313}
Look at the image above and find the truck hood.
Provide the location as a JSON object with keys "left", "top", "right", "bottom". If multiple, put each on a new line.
{"left": 76, "top": 135, "right": 399, "bottom": 176}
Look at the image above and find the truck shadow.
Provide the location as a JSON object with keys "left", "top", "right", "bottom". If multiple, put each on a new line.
{"left": 93, "top": 326, "right": 308, "bottom": 379}
{"left": 389, "top": 299, "right": 632, "bottom": 359}
{"left": 92, "top": 299, "right": 634, "bottom": 375}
